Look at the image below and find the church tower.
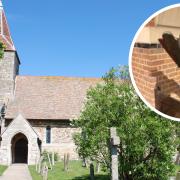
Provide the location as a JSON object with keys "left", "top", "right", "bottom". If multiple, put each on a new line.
{"left": 0, "top": 1, "right": 20, "bottom": 107}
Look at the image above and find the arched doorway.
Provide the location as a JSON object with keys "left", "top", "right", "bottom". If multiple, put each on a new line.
{"left": 11, "top": 133, "right": 28, "bottom": 163}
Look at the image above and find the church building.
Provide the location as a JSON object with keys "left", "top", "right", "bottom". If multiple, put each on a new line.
{"left": 0, "top": 2, "right": 100, "bottom": 165}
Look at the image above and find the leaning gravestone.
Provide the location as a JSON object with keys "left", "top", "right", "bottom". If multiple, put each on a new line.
{"left": 110, "top": 127, "right": 120, "bottom": 180}
{"left": 47, "top": 153, "right": 52, "bottom": 170}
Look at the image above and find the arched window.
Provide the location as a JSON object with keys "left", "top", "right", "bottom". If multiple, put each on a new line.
{"left": 46, "top": 126, "right": 51, "bottom": 144}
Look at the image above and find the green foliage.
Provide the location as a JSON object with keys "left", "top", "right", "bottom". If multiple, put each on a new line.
{"left": 73, "top": 67, "right": 178, "bottom": 179}
{"left": 119, "top": 65, "right": 130, "bottom": 79}
{"left": 0, "top": 42, "right": 5, "bottom": 59}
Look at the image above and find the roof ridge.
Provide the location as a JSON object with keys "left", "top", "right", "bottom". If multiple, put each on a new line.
{"left": 16, "top": 75, "right": 102, "bottom": 81}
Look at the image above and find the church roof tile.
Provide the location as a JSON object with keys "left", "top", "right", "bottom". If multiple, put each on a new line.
{"left": 5, "top": 76, "right": 102, "bottom": 120}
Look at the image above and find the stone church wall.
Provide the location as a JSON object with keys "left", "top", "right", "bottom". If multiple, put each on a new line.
{"left": 0, "top": 51, "right": 19, "bottom": 106}
{"left": 31, "top": 120, "right": 80, "bottom": 160}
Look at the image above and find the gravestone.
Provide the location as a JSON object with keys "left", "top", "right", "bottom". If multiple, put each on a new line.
{"left": 96, "top": 162, "right": 100, "bottom": 173}
{"left": 38, "top": 156, "right": 44, "bottom": 174}
{"left": 64, "top": 153, "right": 67, "bottom": 171}
{"left": 47, "top": 153, "right": 52, "bottom": 170}
{"left": 67, "top": 153, "right": 70, "bottom": 169}
{"left": 85, "top": 159, "right": 91, "bottom": 168}
{"left": 110, "top": 127, "right": 120, "bottom": 180}
{"left": 64, "top": 153, "right": 70, "bottom": 171}
{"left": 52, "top": 152, "right": 55, "bottom": 166}
{"left": 42, "top": 162, "right": 48, "bottom": 180}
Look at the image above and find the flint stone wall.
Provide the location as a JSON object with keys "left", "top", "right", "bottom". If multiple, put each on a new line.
{"left": 0, "top": 51, "right": 19, "bottom": 106}
{"left": 33, "top": 121, "right": 80, "bottom": 160}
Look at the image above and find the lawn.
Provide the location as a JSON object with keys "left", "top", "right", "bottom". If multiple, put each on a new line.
{"left": 29, "top": 161, "right": 180, "bottom": 180}
{"left": 0, "top": 165, "right": 7, "bottom": 176}
{"left": 29, "top": 161, "right": 109, "bottom": 180}
{"left": 175, "top": 165, "right": 180, "bottom": 174}
{"left": 176, "top": 165, "right": 180, "bottom": 170}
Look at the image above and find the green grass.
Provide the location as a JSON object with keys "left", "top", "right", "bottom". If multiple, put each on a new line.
{"left": 29, "top": 161, "right": 109, "bottom": 180}
{"left": 0, "top": 165, "right": 7, "bottom": 176}
{"left": 175, "top": 165, "right": 180, "bottom": 174}
{"left": 28, "top": 166, "right": 42, "bottom": 180}
{"left": 170, "top": 165, "right": 180, "bottom": 177}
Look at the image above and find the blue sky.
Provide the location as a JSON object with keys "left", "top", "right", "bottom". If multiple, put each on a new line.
{"left": 4, "top": 0, "right": 180, "bottom": 77}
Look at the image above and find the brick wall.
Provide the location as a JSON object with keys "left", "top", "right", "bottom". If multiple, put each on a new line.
{"left": 132, "top": 45, "right": 180, "bottom": 116}
{"left": 146, "top": 18, "right": 155, "bottom": 27}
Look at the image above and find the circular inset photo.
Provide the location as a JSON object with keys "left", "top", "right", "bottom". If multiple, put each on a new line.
{"left": 129, "top": 4, "right": 180, "bottom": 121}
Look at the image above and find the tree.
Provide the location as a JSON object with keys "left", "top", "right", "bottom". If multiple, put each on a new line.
{"left": 0, "top": 41, "right": 5, "bottom": 59}
{"left": 73, "top": 67, "right": 178, "bottom": 179}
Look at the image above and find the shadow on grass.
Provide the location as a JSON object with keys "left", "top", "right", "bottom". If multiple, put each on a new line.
{"left": 72, "top": 174, "right": 110, "bottom": 180}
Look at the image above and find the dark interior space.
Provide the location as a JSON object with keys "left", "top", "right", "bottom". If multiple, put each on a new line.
{"left": 11, "top": 133, "right": 28, "bottom": 164}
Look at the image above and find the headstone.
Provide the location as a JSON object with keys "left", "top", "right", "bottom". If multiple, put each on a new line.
{"left": 52, "top": 152, "right": 55, "bottom": 166}
{"left": 42, "top": 162, "right": 48, "bottom": 180}
{"left": 96, "top": 162, "right": 100, "bottom": 173}
{"left": 64, "top": 153, "right": 70, "bottom": 171}
{"left": 64, "top": 153, "right": 67, "bottom": 171}
{"left": 47, "top": 153, "right": 52, "bottom": 170}
{"left": 90, "top": 163, "right": 95, "bottom": 180}
{"left": 38, "top": 156, "right": 44, "bottom": 174}
{"left": 110, "top": 127, "right": 120, "bottom": 180}
{"left": 67, "top": 153, "right": 70, "bottom": 169}
{"left": 85, "top": 159, "right": 90, "bottom": 168}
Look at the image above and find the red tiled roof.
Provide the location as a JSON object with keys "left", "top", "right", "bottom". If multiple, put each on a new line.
{"left": 0, "top": 2, "right": 15, "bottom": 51}
{"left": 5, "top": 76, "right": 102, "bottom": 120}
